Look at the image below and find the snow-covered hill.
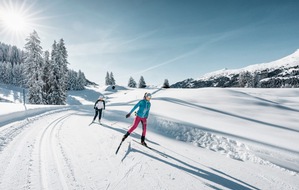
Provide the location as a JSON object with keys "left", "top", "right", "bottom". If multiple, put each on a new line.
{"left": 0, "top": 85, "right": 299, "bottom": 189}
{"left": 171, "top": 49, "right": 299, "bottom": 88}
{"left": 202, "top": 49, "right": 299, "bottom": 78}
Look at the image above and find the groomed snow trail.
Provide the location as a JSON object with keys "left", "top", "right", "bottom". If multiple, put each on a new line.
{"left": 0, "top": 109, "right": 81, "bottom": 189}
{"left": 0, "top": 106, "right": 298, "bottom": 190}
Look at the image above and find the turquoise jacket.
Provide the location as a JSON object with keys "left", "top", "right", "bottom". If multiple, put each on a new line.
{"left": 129, "top": 99, "right": 151, "bottom": 118}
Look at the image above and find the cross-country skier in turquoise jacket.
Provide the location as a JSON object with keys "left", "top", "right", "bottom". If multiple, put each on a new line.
{"left": 122, "top": 92, "right": 152, "bottom": 146}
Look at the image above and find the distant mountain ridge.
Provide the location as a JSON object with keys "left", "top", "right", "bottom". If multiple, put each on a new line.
{"left": 171, "top": 49, "right": 299, "bottom": 88}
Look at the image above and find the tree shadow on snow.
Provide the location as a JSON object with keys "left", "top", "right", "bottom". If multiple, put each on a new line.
{"left": 67, "top": 88, "right": 103, "bottom": 104}
{"left": 228, "top": 89, "right": 299, "bottom": 112}
{"left": 122, "top": 147, "right": 259, "bottom": 190}
{"left": 154, "top": 97, "right": 299, "bottom": 133}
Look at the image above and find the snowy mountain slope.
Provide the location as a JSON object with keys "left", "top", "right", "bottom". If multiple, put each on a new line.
{"left": 0, "top": 85, "right": 299, "bottom": 189}
{"left": 171, "top": 49, "right": 299, "bottom": 88}
{"left": 201, "top": 49, "right": 299, "bottom": 79}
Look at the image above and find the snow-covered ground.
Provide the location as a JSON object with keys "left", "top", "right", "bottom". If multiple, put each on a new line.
{"left": 0, "top": 84, "right": 299, "bottom": 189}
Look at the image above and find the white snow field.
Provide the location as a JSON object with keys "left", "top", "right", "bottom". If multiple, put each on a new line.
{"left": 0, "top": 85, "right": 299, "bottom": 190}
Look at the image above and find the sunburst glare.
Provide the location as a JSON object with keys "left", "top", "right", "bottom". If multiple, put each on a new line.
{"left": 1, "top": 10, "right": 27, "bottom": 32}
{"left": 0, "top": 0, "right": 44, "bottom": 46}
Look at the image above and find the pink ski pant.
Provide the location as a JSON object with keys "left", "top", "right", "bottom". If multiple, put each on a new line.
{"left": 128, "top": 116, "right": 147, "bottom": 136}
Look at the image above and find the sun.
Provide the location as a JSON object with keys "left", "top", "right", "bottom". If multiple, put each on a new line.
{"left": 0, "top": 10, "right": 28, "bottom": 33}
{"left": 0, "top": 0, "right": 42, "bottom": 46}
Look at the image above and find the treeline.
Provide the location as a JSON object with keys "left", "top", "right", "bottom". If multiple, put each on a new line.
{"left": 0, "top": 42, "right": 25, "bottom": 64}
{"left": 0, "top": 31, "right": 87, "bottom": 105}
{"left": 238, "top": 69, "right": 299, "bottom": 88}
{"left": 127, "top": 76, "right": 147, "bottom": 88}
{"left": 171, "top": 66, "right": 299, "bottom": 88}
{"left": 127, "top": 76, "right": 170, "bottom": 88}
{"left": 104, "top": 71, "right": 169, "bottom": 88}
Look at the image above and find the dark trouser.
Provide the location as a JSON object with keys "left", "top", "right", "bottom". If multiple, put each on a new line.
{"left": 93, "top": 109, "right": 103, "bottom": 121}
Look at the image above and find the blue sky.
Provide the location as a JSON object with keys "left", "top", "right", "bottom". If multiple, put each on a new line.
{"left": 1, "top": 0, "right": 299, "bottom": 86}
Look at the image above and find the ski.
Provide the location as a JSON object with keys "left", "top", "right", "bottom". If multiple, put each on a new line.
{"left": 89, "top": 121, "right": 102, "bottom": 126}
{"left": 115, "top": 140, "right": 123, "bottom": 155}
{"left": 132, "top": 139, "right": 168, "bottom": 158}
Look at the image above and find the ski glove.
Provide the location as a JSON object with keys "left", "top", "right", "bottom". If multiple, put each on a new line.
{"left": 126, "top": 113, "right": 131, "bottom": 118}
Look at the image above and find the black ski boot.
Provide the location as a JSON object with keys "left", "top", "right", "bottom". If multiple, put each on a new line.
{"left": 122, "top": 132, "right": 130, "bottom": 141}
{"left": 141, "top": 136, "right": 147, "bottom": 147}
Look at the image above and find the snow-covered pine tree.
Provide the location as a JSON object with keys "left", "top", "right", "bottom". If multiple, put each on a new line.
{"left": 0, "top": 62, "right": 6, "bottom": 84}
{"left": 77, "top": 70, "right": 87, "bottom": 90}
{"left": 0, "top": 43, "right": 25, "bottom": 87}
{"left": 138, "top": 76, "right": 146, "bottom": 88}
{"left": 67, "top": 69, "right": 77, "bottom": 90}
{"left": 162, "top": 79, "right": 170, "bottom": 88}
{"left": 0, "top": 43, "right": 9, "bottom": 62}
{"left": 8, "top": 46, "right": 21, "bottom": 65}
{"left": 128, "top": 76, "right": 137, "bottom": 88}
{"left": 0, "top": 44, "right": 4, "bottom": 62}
{"left": 56, "top": 38, "right": 69, "bottom": 103}
{"left": 0, "top": 62, "right": 9, "bottom": 84}
{"left": 105, "top": 72, "right": 110, "bottom": 85}
{"left": 67, "top": 69, "right": 87, "bottom": 90}
{"left": 12, "top": 63, "right": 25, "bottom": 87}
{"left": 239, "top": 71, "right": 254, "bottom": 88}
{"left": 47, "top": 40, "right": 62, "bottom": 104}
{"left": 0, "top": 43, "right": 24, "bottom": 64}
{"left": 47, "top": 39, "right": 69, "bottom": 105}
{"left": 5, "top": 62, "right": 13, "bottom": 84}
{"left": 0, "top": 62, "right": 5, "bottom": 84}
{"left": 24, "top": 30, "right": 44, "bottom": 104}
{"left": 0, "top": 62, "right": 22, "bottom": 85}
{"left": 41, "top": 51, "right": 51, "bottom": 104}
{"left": 110, "top": 72, "right": 116, "bottom": 85}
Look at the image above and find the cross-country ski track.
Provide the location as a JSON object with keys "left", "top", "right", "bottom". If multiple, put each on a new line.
{"left": 0, "top": 86, "right": 299, "bottom": 190}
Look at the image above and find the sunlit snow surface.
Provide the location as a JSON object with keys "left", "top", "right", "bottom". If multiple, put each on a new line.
{"left": 0, "top": 84, "right": 298, "bottom": 189}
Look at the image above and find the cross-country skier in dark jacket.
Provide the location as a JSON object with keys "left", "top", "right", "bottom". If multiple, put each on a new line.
{"left": 122, "top": 92, "right": 152, "bottom": 146}
{"left": 93, "top": 95, "right": 105, "bottom": 123}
